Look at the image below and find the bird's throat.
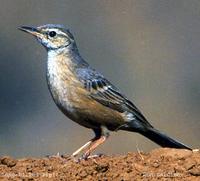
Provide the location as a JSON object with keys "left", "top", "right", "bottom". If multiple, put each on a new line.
{"left": 46, "top": 49, "right": 78, "bottom": 101}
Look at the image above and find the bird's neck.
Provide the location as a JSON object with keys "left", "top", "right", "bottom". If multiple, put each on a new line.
{"left": 47, "top": 48, "right": 76, "bottom": 81}
{"left": 46, "top": 47, "right": 88, "bottom": 88}
{"left": 47, "top": 46, "right": 88, "bottom": 69}
{"left": 46, "top": 47, "right": 84, "bottom": 101}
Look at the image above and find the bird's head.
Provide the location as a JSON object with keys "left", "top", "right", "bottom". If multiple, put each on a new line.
{"left": 19, "top": 24, "right": 76, "bottom": 50}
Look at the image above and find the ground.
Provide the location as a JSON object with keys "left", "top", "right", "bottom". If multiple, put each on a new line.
{"left": 0, "top": 148, "right": 199, "bottom": 181}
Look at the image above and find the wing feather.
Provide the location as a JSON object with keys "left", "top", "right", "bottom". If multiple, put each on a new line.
{"left": 76, "top": 68, "right": 151, "bottom": 125}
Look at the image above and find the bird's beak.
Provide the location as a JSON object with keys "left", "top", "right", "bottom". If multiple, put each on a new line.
{"left": 18, "top": 26, "right": 42, "bottom": 37}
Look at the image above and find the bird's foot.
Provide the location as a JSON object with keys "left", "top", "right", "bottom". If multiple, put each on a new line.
{"left": 80, "top": 153, "right": 104, "bottom": 161}
{"left": 46, "top": 152, "right": 70, "bottom": 163}
{"left": 69, "top": 153, "right": 104, "bottom": 163}
{"left": 46, "top": 152, "right": 62, "bottom": 159}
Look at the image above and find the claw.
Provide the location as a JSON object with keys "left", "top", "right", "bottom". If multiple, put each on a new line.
{"left": 46, "top": 152, "right": 61, "bottom": 158}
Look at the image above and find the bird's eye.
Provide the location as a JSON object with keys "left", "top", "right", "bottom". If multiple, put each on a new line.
{"left": 49, "top": 31, "right": 57, "bottom": 37}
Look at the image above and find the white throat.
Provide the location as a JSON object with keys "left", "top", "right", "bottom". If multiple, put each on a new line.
{"left": 47, "top": 50, "right": 60, "bottom": 78}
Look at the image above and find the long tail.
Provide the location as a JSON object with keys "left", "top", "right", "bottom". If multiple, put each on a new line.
{"left": 138, "top": 127, "right": 191, "bottom": 150}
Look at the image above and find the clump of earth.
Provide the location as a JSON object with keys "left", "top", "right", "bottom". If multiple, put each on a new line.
{"left": 0, "top": 148, "right": 199, "bottom": 180}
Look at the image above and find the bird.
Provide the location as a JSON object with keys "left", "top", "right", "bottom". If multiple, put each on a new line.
{"left": 19, "top": 24, "right": 191, "bottom": 159}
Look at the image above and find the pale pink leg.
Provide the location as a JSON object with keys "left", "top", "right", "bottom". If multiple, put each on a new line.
{"left": 72, "top": 140, "right": 93, "bottom": 157}
{"left": 83, "top": 136, "right": 107, "bottom": 159}
{"left": 72, "top": 126, "right": 110, "bottom": 159}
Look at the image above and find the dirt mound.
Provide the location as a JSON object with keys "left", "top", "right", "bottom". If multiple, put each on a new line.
{"left": 0, "top": 148, "right": 199, "bottom": 180}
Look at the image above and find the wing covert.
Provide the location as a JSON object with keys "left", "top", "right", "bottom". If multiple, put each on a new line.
{"left": 76, "top": 67, "right": 150, "bottom": 125}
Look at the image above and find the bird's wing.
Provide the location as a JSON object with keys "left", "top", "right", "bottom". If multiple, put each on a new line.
{"left": 76, "top": 68, "right": 151, "bottom": 126}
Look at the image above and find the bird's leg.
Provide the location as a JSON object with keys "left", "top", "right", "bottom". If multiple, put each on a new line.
{"left": 82, "top": 135, "right": 108, "bottom": 159}
{"left": 72, "top": 138, "right": 96, "bottom": 157}
{"left": 72, "top": 127, "right": 109, "bottom": 160}
{"left": 82, "top": 126, "right": 110, "bottom": 159}
{"left": 71, "top": 128, "right": 102, "bottom": 158}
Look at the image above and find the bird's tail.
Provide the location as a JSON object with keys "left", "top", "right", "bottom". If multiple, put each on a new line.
{"left": 138, "top": 127, "right": 191, "bottom": 150}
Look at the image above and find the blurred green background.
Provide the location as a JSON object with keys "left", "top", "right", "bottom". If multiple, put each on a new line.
{"left": 0, "top": 0, "right": 199, "bottom": 158}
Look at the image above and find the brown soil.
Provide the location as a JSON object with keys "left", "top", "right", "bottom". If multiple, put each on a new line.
{"left": 0, "top": 148, "right": 199, "bottom": 181}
